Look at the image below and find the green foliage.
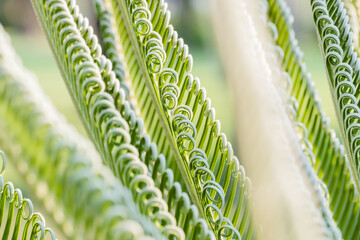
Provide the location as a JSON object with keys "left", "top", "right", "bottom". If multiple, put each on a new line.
{"left": 268, "top": 0, "right": 359, "bottom": 238}
{"left": 310, "top": 1, "right": 360, "bottom": 238}
{"left": 30, "top": 0, "right": 215, "bottom": 238}
{"left": 104, "top": 0, "right": 253, "bottom": 238}
{"left": 311, "top": 0, "right": 360, "bottom": 186}
{"left": 1, "top": 0, "right": 360, "bottom": 239}
{"left": 0, "top": 24, "right": 163, "bottom": 239}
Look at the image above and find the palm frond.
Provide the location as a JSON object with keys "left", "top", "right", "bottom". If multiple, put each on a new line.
{"left": 268, "top": 0, "right": 360, "bottom": 238}
{"left": 28, "top": 0, "right": 217, "bottom": 238}
{"left": 310, "top": 0, "right": 360, "bottom": 210}
{"left": 105, "top": 0, "right": 193, "bottom": 194}
{"left": 0, "top": 24, "right": 164, "bottom": 239}
{"left": 94, "top": 0, "right": 130, "bottom": 98}
{"left": 104, "top": 0, "right": 254, "bottom": 238}
{"left": 93, "top": 1, "right": 217, "bottom": 238}
{"left": 263, "top": 0, "right": 344, "bottom": 238}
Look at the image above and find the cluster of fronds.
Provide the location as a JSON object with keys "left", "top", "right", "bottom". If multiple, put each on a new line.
{"left": 0, "top": 0, "right": 360, "bottom": 239}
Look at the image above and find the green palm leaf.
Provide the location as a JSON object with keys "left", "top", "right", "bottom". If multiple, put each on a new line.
{"left": 93, "top": 1, "right": 216, "bottom": 239}
{"left": 310, "top": 0, "right": 360, "bottom": 219}
{"left": 104, "top": 0, "right": 253, "bottom": 238}
{"left": 29, "top": 0, "right": 216, "bottom": 238}
{"left": 268, "top": 0, "right": 360, "bottom": 238}
{"left": 265, "top": 0, "right": 350, "bottom": 238}
{"left": 95, "top": 0, "right": 130, "bottom": 99}
{"left": 0, "top": 24, "right": 163, "bottom": 239}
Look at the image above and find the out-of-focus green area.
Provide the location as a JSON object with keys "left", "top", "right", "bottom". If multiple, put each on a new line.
{"left": 0, "top": 1, "right": 339, "bottom": 181}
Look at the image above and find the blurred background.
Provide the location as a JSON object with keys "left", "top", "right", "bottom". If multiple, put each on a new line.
{"left": 0, "top": 0, "right": 336, "bottom": 202}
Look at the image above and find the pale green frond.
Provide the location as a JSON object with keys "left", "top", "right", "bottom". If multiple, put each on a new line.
{"left": 266, "top": 0, "right": 360, "bottom": 238}
{"left": 28, "top": 0, "right": 213, "bottom": 238}
{"left": 94, "top": 0, "right": 130, "bottom": 98}
{"left": 70, "top": 0, "right": 215, "bottom": 237}
{"left": 0, "top": 150, "right": 57, "bottom": 240}
{"left": 85, "top": 1, "right": 217, "bottom": 239}
{"left": 105, "top": 0, "right": 254, "bottom": 238}
{"left": 263, "top": 0, "right": 343, "bottom": 238}
{"left": 0, "top": 24, "right": 163, "bottom": 239}
{"left": 104, "top": 0, "right": 190, "bottom": 193}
